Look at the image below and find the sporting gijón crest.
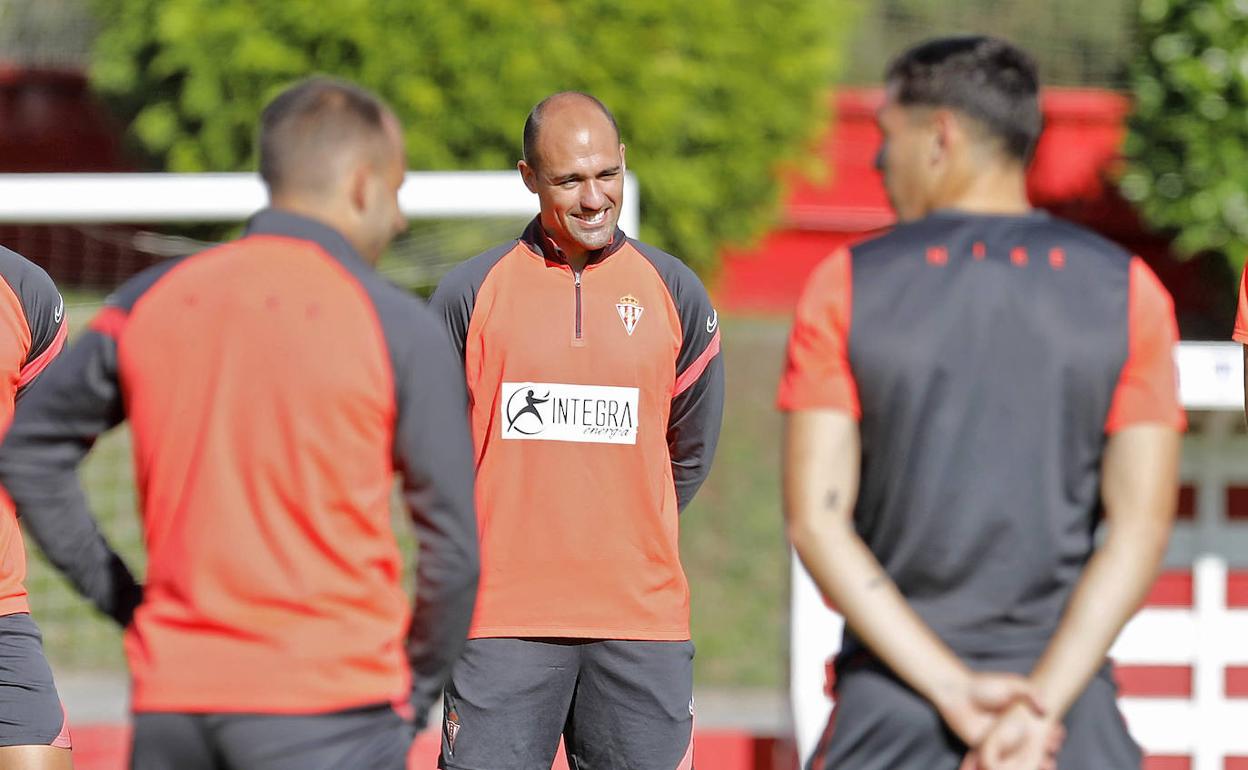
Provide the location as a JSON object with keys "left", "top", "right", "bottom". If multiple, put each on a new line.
{"left": 616, "top": 295, "right": 644, "bottom": 336}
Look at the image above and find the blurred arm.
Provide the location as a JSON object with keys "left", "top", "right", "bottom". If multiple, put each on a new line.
{"left": 783, "top": 409, "right": 1036, "bottom": 747}
{"left": 393, "top": 314, "right": 480, "bottom": 727}
{"left": 975, "top": 257, "right": 1185, "bottom": 769}
{"left": 667, "top": 279, "right": 723, "bottom": 512}
{"left": 1028, "top": 257, "right": 1185, "bottom": 717}
{"left": 1027, "top": 424, "right": 1180, "bottom": 717}
{"left": 13, "top": 260, "right": 68, "bottom": 399}
{"left": 973, "top": 424, "right": 1179, "bottom": 770}
{"left": 0, "top": 322, "right": 139, "bottom": 625}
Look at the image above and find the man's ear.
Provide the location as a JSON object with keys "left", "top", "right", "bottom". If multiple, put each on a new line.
{"left": 347, "top": 161, "right": 371, "bottom": 215}
{"left": 518, "top": 160, "right": 538, "bottom": 194}
{"left": 619, "top": 144, "right": 627, "bottom": 173}
{"left": 931, "top": 109, "right": 964, "bottom": 165}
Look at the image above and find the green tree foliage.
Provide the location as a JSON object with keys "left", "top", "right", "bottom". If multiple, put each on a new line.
{"left": 842, "top": 0, "right": 1135, "bottom": 87}
{"left": 89, "top": 0, "right": 859, "bottom": 274}
{"left": 1122, "top": 0, "right": 1248, "bottom": 272}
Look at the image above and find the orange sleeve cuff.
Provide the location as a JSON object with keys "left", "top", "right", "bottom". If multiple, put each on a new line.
{"left": 1105, "top": 258, "right": 1186, "bottom": 433}
{"left": 776, "top": 247, "right": 860, "bottom": 417}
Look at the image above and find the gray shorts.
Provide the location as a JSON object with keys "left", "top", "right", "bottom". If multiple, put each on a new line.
{"left": 808, "top": 656, "right": 1140, "bottom": 770}
{"left": 130, "top": 704, "right": 414, "bottom": 770}
{"left": 0, "top": 612, "right": 70, "bottom": 748}
{"left": 439, "top": 638, "right": 695, "bottom": 770}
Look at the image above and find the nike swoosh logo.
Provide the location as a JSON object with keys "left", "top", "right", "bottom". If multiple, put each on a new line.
{"left": 53, "top": 297, "right": 63, "bottom": 324}
{"left": 706, "top": 309, "right": 718, "bottom": 334}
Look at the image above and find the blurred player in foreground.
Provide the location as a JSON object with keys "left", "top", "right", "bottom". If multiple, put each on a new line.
{"left": 779, "top": 36, "right": 1183, "bottom": 770}
{"left": 0, "top": 250, "right": 69, "bottom": 768}
{"left": 429, "top": 91, "right": 724, "bottom": 770}
{"left": 0, "top": 77, "right": 479, "bottom": 770}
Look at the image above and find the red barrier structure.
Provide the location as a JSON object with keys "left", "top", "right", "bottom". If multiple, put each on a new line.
{"left": 715, "top": 89, "right": 1233, "bottom": 338}
{"left": 0, "top": 65, "right": 127, "bottom": 173}
{"left": 0, "top": 66, "right": 170, "bottom": 286}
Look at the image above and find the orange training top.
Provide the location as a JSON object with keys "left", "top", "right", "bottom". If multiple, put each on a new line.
{"left": 0, "top": 211, "right": 478, "bottom": 719}
{"left": 0, "top": 246, "right": 66, "bottom": 618}
{"left": 430, "top": 218, "right": 724, "bottom": 641}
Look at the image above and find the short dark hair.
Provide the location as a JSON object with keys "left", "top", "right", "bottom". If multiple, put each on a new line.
{"left": 885, "top": 36, "right": 1042, "bottom": 162}
{"left": 522, "top": 91, "right": 620, "bottom": 169}
{"left": 258, "top": 76, "right": 393, "bottom": 195}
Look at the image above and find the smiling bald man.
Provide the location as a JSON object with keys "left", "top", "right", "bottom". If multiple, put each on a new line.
{"left": 429, "top": 91, "right": 725, "bottom": 770}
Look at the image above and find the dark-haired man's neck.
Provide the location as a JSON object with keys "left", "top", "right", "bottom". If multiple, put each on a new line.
{"left": 934, "top": 161, "right": 1031, "bottom": 216}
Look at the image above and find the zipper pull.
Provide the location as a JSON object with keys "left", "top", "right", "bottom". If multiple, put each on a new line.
{"left": 573, "top": 269, "right": 584, "bottom": 343}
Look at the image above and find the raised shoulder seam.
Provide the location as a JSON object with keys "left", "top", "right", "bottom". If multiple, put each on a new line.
{"left": 0, "top": 267, "right": 30, "bottom": 356}
{"left": 435, "top": 240, "right": 519, "bottom": 306}
{"left": 303, "top": 242, "right": 423, "bottom": 429}
{"left": 305, "top": 238, "right": 428, "bottom": 346}
{"left": 430, "top": 240, "right": 522, "bottom": 363}
{"left": 0, "top": 248, "right": 62, "bottom": 358}
{"left": 628, "top": 239, "right": 701, "bottom": 338}
{"left": 355, "top": 268, "right": 430, "bottom": 327}
{"left": 0, "top": 247, "right": 38, "bottom": 315}
{"left": 120, "top": 233, "right": 327, "bottom": 316}
{"left": 108, "top": 252, "right": 203, "bottom": 315}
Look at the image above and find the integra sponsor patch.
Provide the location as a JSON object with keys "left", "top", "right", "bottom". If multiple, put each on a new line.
{"left": 501, "top": 382, "right": 640, "bottom": 444}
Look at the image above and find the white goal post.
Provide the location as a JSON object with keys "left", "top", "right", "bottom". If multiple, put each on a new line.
{"left": 0, "top": 171, "right": 641, "bottom": 235}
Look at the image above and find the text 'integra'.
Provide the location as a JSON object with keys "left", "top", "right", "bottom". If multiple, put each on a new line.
{"left": 501, "top": 382, "right": 640, "bottom": 445}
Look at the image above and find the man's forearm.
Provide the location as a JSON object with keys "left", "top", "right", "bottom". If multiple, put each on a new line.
{"left": 1029, "top": 524, "right": 1168, "bottom": 718}
{"left": 668, "top": 357, "right": 725, "bottom": 512}
{"left": 785, "top": 411, "right": 971, "bottom": 708}
{"left": 790, "top": 517, "right": 970, "bottom": 709}
{"left": 5, "top": 470, "right": 140, "bottom": 625}
{"left": 407, "top": 532, "right": 478, "bottom": 721}
{"left": 1032, "top": 423, "right": 1180, "bottom": 719}
{"left": 785, "top": 410, "right": 1044, "bottom": 749}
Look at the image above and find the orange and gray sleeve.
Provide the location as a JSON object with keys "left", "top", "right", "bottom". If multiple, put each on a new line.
{"left": 634, "top": 242, "right": 725, "bottom": 512}
{"left": 776, "top": 247, "right": 861, "bottom": 417}
{"left": 364, "top": 280, "right": 479, "bottom": 724}
{"left": 1104, "top": 257, "right": 1186, "bottom": 433}
{"left": 0, "top": 262, "right": 175, "bottom": 626}
{"left": 1, "top": 253, "right": 69, "bottom": 398}
{"left": 429, "top": 242, "right": 513, "bottom": 365}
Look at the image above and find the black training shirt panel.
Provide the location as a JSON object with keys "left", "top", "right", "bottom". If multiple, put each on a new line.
{"left": 848, "top": 211, "right": 1129, "bottom": 659}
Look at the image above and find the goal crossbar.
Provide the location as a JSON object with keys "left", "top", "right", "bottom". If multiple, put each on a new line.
{"left": 0, "top": 171, "right": 641, "bottom": 236}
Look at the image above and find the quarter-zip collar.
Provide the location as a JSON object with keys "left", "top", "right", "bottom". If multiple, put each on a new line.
{"left": 519, "top": 216, "right": 628, "bottom": 268}
{"left": 245, "top": 208, "right": 368, "bottom": 269}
